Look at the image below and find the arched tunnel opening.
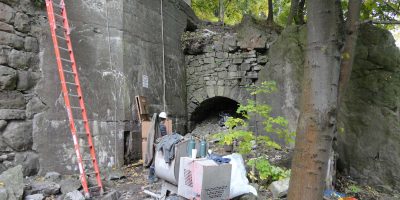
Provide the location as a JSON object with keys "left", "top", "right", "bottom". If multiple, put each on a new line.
{"left": 189, "top": 96, "right": 242, "bottom": 133}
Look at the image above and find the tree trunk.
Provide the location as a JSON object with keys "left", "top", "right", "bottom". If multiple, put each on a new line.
{"left": 219, "top": 0, "right": 225, "bottom": 23}
{"left": 287, "top": 0, "right": 299, "bottom": 25}
{"left": 267, "top": 0, "right": 273, "bottom": 23}
{"left": 338, "top": 0, "right": 363, "bottom": 101}
{"left": 287, "top": 0, "right": 341, "bottom": 199}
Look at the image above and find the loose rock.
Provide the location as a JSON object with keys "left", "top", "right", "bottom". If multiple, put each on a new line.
{"left": 24, "top": 194, "right": 44, "bottom": 200}
{"left": 60, "top": 178, "right": 81, "bottom": 194}
{"left": 0, "top": 165, "right": 24, "bottom": 200}
{"left": 63, "top": 190, "right": 84, "bottom": 200}
{"left": 268, "top": 178, "right": 289, "bottom": 198}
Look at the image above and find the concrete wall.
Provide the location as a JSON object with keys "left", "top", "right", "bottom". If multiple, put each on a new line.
{"left": 1, "top": 0, "right": 196, "bottom": 175}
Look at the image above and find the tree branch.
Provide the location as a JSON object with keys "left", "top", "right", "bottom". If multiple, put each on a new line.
{"left": 383, "top": 0, "right": 400, "bottom": 15}
{"left": 364, "top": 20, "right": 400, "bottom": 24}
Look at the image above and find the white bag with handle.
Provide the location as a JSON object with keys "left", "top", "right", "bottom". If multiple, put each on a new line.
{"left": 224, "top": 153, "right": 258, "bottom": 198}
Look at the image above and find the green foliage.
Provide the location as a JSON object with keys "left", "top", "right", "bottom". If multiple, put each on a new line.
{"left": 213, "top": 81, "right": 294, "bottom": 186}
{"left": 32, "top": 0, "right": 45, "bottom": 7}
{"left": 345, "top": 184, "right": 363, "bottom": 194}
{"left": 248, "top": 156, "right": 290, "bottom": 183}
{"left": 192, "top": 0, "right": 290, "bottom": 26}
{"left": 342, "top": 0, "right": 400, "bottom": 30}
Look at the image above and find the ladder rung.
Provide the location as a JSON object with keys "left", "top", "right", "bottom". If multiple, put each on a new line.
{"left": 81, "top": 144, "right": 93, "bottom": 148}
{"left": 69, "top": 94, "right": 81, "bottom": 98}
{"left": 71, "top": 106, "right": 83, "bottom": 110}
{"left": 60, "top": 58, "right": 73, "bottom": 63}
{"left": 59, "top": 47, "right": 70, "bottom": 52}
{"left": 85, "top": 172, "right": 97, "bottom": 176}
{"left": 52, "top": 3, "right": 64, "bottom": 9}
{"left": 54, "top": 13, "right": 64, "bottom": 19}
{"left": 82, "top": 158, "right": 93, "bottom": 162}
{"left": 63, "top": 70, "right": 75, "bottom": 74}
{"left": 56, "top": 35, "right": 68, "bottom": 41}
{"left": 64, "top": 81, "right": 77, "bottom": 85}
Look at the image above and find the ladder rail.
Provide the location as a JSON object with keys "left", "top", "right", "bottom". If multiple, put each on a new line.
{"left": 58, "top": 0, "right": 103, "bottom": 192}
{"left": 45, "top": 0, "right": 103, "bottom": 197}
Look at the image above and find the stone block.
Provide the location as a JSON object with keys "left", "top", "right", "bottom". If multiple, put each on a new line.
{"left": 64, "top": 190, "right": 84, "bottom": 200}
{"left": 0, "top": 21, "right": 14, "bottom": 33}
{"left": 232, "top": 58, "right": 243, "bottom": 64}
{"left": 206, "top": 80, "right": 216, "bottom": 86}
{"left": 214, "top": 67, "right": 224, "bottom": 72}
{"left": 60, "top": 178, "right": 81, "bottom": 194}
{"left": 217, "top": 80, "right": 224, "bottom": 86}
{"left": 205, "top": 52, "right": 215, "bottom": 57}
{"left": 14, "top": 12, "right": 30, "bottom": 33}
{"left": 204, "top": 45, "right": 213, "bottom": 53}
{"left": 0, "top": 3, "right": 15, "bottom": 23}
{"left": 101, "top": 190, "right": 121, "bottom": 200}
{"left": 223, "top": 35, "right": 237, "bottom": 52}
{"left": 253, "top": 65, "right": 262, "bottom": 71}
{"left": 24, "top": 37, "right": 39, "bottom": 52}
{"left": 203, "top": 57, "right": 214, "bottom": 64}
{"left": 26, "top": 96, "right": 46, "bottom": 118}
{"left": 14, "top": 151, "right": 39, "bottom": 176}
{"left": 217, "top": 71, "right": 227, "bottom": 79}
{"left": 44, "top": 171, "right": 61, "bottom": 183}
{"left": 240, "top": 63, "right": 251, "bottom": 71}
{"left": 206, "top": 86, "right": 215, "bottom": 98}
{"left": 246, "top": 71, "right": 258, "bottom": 79}
{"left": 228, "top": 72, "right": 239, "bottom": 79}
{"left": 17, "top": 70, "right": 40, "bottom": 91}
{"left": 245, "top": 58, "right": 257, "bottom": 63}
{"left": 0, "top": 65, "right": 17, "bottom": 90}
{"left": 257, "top": 55, "right": 268, "bottom": 64}
{"left": 268, "top": 178, "right": 289, "bottom": 198}
{"left": 0, "top": 90, "right": 26, "bottom": 109}
{"left": 0, "top": 119, "right": 6, "bottom": 131}
{"left": 216, "top": 52, "right": 227, "bottom": 59}
{"left": 0, "top": 165, "right": 23, "bottom": 200}
{"left": 0, "top": 31, "right": 24, "bottom": 49}
{"left": 203, "top": 76, "right": 210, "bottom": 81}
{"left": 3, "top": 121, "right": 32, "bottom": 151}
{"left": 25, "top": 194, "right": 44, "bottom": 200}
{"left": 8, "top": 49, "right": 32, "bottom": 69}
{"left": 228, "top": 65, "right": 238, "bottom": 72}
{"left": 0, "top": 109, "right": 25, "bottom": 119}
{"left": 29, "top": 181, "right": 60, "bottom": 197}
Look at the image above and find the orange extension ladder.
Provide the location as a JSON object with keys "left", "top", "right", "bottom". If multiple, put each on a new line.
{"left": 45, "top": 0, "right": 103, "bottom": 197}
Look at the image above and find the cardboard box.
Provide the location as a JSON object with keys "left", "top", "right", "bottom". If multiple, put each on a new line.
{"left": 141, "top": 121, "right": 151, "bottom": 139}
{"left": 178, "top": 157, "right": 231, "bottom": 200}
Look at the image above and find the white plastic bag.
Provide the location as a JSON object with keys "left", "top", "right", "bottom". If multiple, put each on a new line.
{"left": 224, "top": 153, "right": 258, "bottom": 198}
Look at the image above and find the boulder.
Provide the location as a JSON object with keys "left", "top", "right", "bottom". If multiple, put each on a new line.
{"left": 17, "top": 71, "right": 41, "bottom": 92}
{"left": 0, "top": 188, "right": 8, "bottom": 200}
{"left": 0, "top": 119, "right": 7, "bottom": 130}
{"left": 44, "top": 172, "right": 61, "bottom": 183}
{"left": 63, "top": 190, "right": 84, "bottom": 200}
{"left": 24, "top": 37, "right": 38, "bottom": 52}
{"left": 2, "top": 121, "right": 32, "bottom": 151}
{"left": 0, "top": 91, "right": 26, "bottom": 109}
{"left": 0, "top": 165, "right": 24, "bottom": 200}
{"left": 101, "top": 190, "right": 121, "bottom": 200}
{"left": 29, "top": 181, "right": 60, "bottom": 197}
{"left": 26, "top": 96, "right": 46, "bottom": 118}
{"left": 14, "top": 12, "right": 30, "bottom": 33}
{"left": 60, "top": 178, "right": 81, "bottom": 194}
{"left": 0, "top": 65, "right": 17, "bottom": 90}
{"left": 24, "top": 194, "right": 44, "bottom": 200}
{"left": 268, "top": 178, "right": 289, "bottom": 198}
{"left": 0, "top": 109, "right": 25, "bottom": 120}
{"left": 7, "top": 49, "right": 32, "bottom": 69}
{"left": 14, "top": 152, "right": 39, "bottom": 176}
{"left": 0, "top": 31, "right": 24, "bottom": 50}
{"left": 0, "top": 2, "right": 15, "bottom": 23}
